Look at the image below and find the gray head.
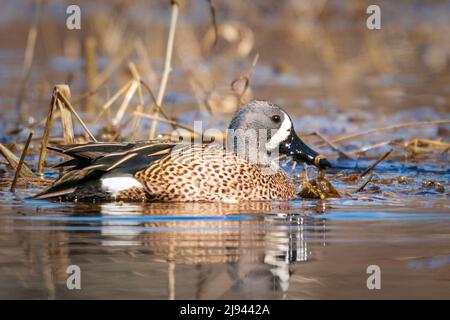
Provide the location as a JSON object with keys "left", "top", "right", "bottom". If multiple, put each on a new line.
{"left": 227, "top": 100, "right": 330, "bottom": 168}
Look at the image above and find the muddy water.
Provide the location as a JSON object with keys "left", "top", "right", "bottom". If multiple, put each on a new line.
{"left": 0, "top": 1, "right": 450, "bottom": 299}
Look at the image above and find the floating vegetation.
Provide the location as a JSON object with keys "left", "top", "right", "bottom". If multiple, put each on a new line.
{"left": 421, "top": 180, "right": 445, "bottom": 193}
{"left": 339, "top": 149, "right": 393, "bottom": 184}
{"left": 298, "top": 170, "right": 340, "bottom": 199}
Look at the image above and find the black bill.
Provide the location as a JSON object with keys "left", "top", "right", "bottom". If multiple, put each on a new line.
{"left": 279, "top": 131, "right": 331, "bottom": 169}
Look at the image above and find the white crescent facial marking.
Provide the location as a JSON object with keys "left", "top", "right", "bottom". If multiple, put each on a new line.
{"left": 101, "top": 176, "right": 143, "bottom": 196}
{"left": 266, "top": 112, "right": 292, "bottom": 151}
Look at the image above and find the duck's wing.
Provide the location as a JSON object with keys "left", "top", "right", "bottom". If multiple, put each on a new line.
{"left": 34, "top": 140, "right": 177, "bottom": 200}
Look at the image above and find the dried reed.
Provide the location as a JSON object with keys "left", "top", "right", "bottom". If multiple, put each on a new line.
{"left": 10, "top": 132, "right": 33, "bottom": 192}
{"left": 149, "top": 0, "right": 179, "bottom": 139}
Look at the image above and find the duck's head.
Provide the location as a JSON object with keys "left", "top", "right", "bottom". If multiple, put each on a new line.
{"left": 227, "top": 100, "right": 331, "bottom": 169}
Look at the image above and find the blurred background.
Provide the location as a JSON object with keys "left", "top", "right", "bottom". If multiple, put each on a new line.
{"left": 0, "top": 0, "right": 449, "bottom": 151}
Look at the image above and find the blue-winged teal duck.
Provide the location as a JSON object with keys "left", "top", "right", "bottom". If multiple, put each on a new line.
{"left": 35, "top": 100, "right": 330, "bottom": 202}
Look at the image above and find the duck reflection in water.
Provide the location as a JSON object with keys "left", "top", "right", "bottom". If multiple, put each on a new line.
{"left": 91, "top": 201, "right": 330, "bottom": 299}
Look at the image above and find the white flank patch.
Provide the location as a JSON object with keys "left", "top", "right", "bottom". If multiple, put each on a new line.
{"left": 101, "top": 176, "right": 143, "bottom": 196}
{"left": 266, "top": 112, "right": 292, "bottom": 151}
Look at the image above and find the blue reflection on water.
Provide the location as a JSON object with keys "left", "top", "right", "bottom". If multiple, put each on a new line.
{"left": 313, "top": 212, "right": 450, "bottom": 221}
{"left": 409, "top": 256, "right": 450, "bottom": 269}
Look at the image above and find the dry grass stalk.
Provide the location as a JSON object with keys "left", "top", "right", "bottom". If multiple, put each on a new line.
{"left": 313, "top": 131, "right": 353, "bottom": 160}
{"left": 84, "top": 36, "right": 97, "bottom": 113}
{"left": 10, "top": 132, "right": 33, "bottom": 192}
{"left": 351, "top": 140, "right": 393, "bottom": 155}
{"left": 358, "top": 149, "right": 393, "bottom": 179}
{"left": 56, "top": 87, "right": 97, "bottom": 142}
{"left": 411, "top": 138, "right": 450, "bottom": 149}
{"left": 355, "top": 172, "right": 376, "bottom": 193}
{"left": 149, "top": 0, "right": 180, "bottom": 139}
{"left": 0, "top": 144, "right": 34, "bottom": 177}
{"left": 128, "top": 62, "right": 145, "bottom": 140}
{"left": 56, "top": 86, "right": 74, "bottom": 144}
{"left": 404, "top": 138, "right": 450, "bottom": 155}
{"left": 112, "top": 79, "right": 139, "bottom": 126}
{"left": 331, "top": 120, "right": 450, "bottom": 144}
{"left": 37, "top": 88, "right": 58, "bottom": 176}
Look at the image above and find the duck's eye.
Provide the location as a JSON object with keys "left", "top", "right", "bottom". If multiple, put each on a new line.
{"left": 271, "top": 115, "right": 281, "bottom": 123}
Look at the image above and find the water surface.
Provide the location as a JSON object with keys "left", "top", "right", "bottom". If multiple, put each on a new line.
{"left": 0, "top": 162, "right": 448, "bottom": 299}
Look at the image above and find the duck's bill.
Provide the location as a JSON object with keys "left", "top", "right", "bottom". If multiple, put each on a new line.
{"left": 279, "top": 131, "right": 331, "bottom": 169}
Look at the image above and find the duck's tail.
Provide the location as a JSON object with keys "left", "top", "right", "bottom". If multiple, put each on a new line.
{"left": 34, "top": 141, "right": 176, "bottom": 200}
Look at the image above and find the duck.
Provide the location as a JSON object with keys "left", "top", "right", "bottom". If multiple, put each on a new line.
{"left": 34, "top": 100, "right": 330, "bottom": 202}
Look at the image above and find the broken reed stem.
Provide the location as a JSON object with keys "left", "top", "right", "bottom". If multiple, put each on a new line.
{"left": 10, "top": 132, "right": 33, "bottom": 192}
{"left": 355, "top": 172, "right": 375, "bottom": 193}
{"left": 112, "top": 79, "right": 139, "bottom": 126}
{"left": 359, "top": 149, "right": 393, "bottom": 179}
{"left": 37, "top": 88, "right": 58, "bottom": 176}
{"left": 15, "top": 0, "right": 42, "bottom": 127}
{"left": 149, "top": 0, "right": 179, "bottom": 139}
{"left": 314, "top": 131, "right": 353, "bottom": 160}
{"left": 128, "top": 63, "right": 145, "bottom": 140}
{"left": 56, "top": 89, "right": 98, "bottom": 142}
{"left": 350, "top": 140, "right": 392, "bottom": 155}
{"left": 331, "top": 120, "right": 450, "bottom": 144}
{"left": 58, "top": 99, "right": 74, "bottom": 144}
{"left": 38, "top": 85, "right": 97, "bottom": 176}
{"left": 84, "top": 36, "right": 97, "bottom": 113}
{"left": 56, "top": 85, "right": 74, "bottom": 144}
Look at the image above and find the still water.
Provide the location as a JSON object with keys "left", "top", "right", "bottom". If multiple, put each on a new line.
{"left": 0, "top": 163, "right": 449, "bottom": 299}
